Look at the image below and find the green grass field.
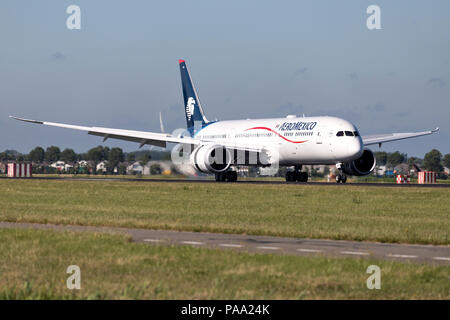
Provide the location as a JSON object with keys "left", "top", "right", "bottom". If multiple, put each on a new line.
{"left": 12, "top": 173, "right": 450, "bottom": 183}
{"left": 1, "top": 228, "right": 448, "bottom": 299}
{"left": 0, "top": 179, "right": 449, "bottom": 245}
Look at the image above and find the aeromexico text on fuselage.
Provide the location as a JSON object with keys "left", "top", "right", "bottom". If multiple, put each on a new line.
{"left": 276, "top": 121, "right": 317, "bottom": 131}
{"left": 194, "top": 120, "right": 318, "bottom": 136}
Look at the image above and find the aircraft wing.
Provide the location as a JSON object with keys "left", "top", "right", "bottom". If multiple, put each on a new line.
{"left": 9, "top": 116, "right": 200, "bottom": 148}
{"left": 362, "top": 128, "right": 439, "bottom": 146}
{"left": 10, "top": 116, "right": 264, "bottom": 153}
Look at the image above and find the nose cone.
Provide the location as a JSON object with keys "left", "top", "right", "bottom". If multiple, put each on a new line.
{"left": 348, "top": 138, "right": 364, "bottom": 159}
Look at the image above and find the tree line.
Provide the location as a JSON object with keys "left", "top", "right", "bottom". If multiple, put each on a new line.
{"left": 1, "top": 146, "right": 449, "bottom": 175}
{"left": 0, "top": 146, "right": 172, "bottom": 174}
{"left": 374, "top": 149, "right": 450, "bottom": 174}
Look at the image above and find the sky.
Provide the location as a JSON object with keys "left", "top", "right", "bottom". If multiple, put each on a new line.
{"left": 1, "top": 0, "right": 449, "bottom": 157}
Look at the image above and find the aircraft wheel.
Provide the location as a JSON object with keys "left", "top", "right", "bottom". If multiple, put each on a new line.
{"left": 285, "top": 171, "right": 295, "bottom": 182}
{"left": 225, "top": 171, "right": 238, "bottom": 182}
{"left": 300, "top": 172, "right": 308, "bottom": 182}
{"left": 215, "top": 172, "right": 226, "bottom": 182}
{"left": 295, "top": 172, "right": 308, "bottom": 182}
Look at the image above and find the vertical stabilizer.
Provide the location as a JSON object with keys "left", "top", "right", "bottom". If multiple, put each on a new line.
{"left": 179, "top": 60, "right": 208, "bottom": 135}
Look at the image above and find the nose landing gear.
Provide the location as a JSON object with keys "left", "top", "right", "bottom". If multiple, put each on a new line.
{"left": 335, "top": 173, "right": 347, "bottom": 183}
{"left": 335, "top": 163, "right": 347, "bottom": 183}
{"left": 285, "top": 166, "right": 308, "bottom": 182}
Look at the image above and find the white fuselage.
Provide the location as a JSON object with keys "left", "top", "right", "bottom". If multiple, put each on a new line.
{"left": 194, "top": 116, "right": 364, "bottom": 166}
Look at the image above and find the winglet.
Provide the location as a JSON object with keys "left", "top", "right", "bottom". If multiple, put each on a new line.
{"left": 178, "top": 59, "right": 185, "bottom": 64}
{"left": 9, "top": 116, "right": 44, "bottom": 125}
{"left": 159, "top": 112, "right": 165, "bottom": 133}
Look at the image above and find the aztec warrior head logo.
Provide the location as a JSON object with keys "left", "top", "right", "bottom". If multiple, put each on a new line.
{"left": 186, "top": 97, "right": 196, "bottom": 120}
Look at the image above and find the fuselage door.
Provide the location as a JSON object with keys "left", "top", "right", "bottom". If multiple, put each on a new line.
{"left": 316, "top": 131, "right": 323, "bottom": 144}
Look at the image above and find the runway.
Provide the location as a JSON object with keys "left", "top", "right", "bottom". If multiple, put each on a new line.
{"left": 2, "top": 176, "right": 450, "bottom": 188}
{"left": 1, "top": 222, "right": 449, "bottom": 265}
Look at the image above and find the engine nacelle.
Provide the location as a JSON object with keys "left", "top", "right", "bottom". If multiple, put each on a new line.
{"left": 190, "top": 144, "right": 232, "bottom": 173}
{"left": 342, "top": 149, "right": 376, "bottom": 176}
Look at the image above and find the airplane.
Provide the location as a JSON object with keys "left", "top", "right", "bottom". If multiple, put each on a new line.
{"left": 10, "top": 59, "right": 439, "bottom": 183}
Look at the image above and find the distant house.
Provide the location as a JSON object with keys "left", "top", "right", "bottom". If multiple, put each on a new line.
{"left": 127, "top": 162, "right": 144, "bottom": 175}
{"left": 77, "top": 160, "right": 88, "bottom": 167}
{"left": 302, "top": 165, "right": 330, "bottom": 175}
{"left": 50, "top": 161, "right": 73, "bottom": 172}
{"left": 96, "top": 161, "right": 108, "bottom": 173}
{"left": 394, "top": 163, "right": 410, "bottom": 175}
{"left": 375, "top": 165, "right": 387, "bottom": 176}
{"left": 444, "top": 167, "right": 449, "bottom": 175}
{"left": 143, "top": 161, "right": 172, "bottom": 175}
{"left": 235, "top": 166, "right": 249, "bottom": 177}
{"left": 0, "top": 162, "right": 6, "bottom": 174}
{"left": 125, "top": 160, "right": 173, "bottom": 175}
{"left": 313, "top": 165, "right": 329, "bottom": 173}
{"left": 50, "top": 161, "right": 64, "bottom": 171}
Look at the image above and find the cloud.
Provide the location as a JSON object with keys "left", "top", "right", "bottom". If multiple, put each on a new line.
{"left": 427, "top": 77, "right": 446, "bottom": 88}
{"left": 293, "top": 67, "right": 308, "bottom": 77}
{"left": 50, "top": 52, "right": 66, "bottom": 61}
{"left": 281, "top": 67, "right": 310, "bottom": 84}
{"left": 348, "top": 72, "right": 358, "bottom": 81}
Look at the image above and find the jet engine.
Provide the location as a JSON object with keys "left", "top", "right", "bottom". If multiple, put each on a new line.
{"left": 342, "top": 149, "right": 376, "bottom": 176}
{"left": 190, "top": 144, "right": 232, "bottom": 173}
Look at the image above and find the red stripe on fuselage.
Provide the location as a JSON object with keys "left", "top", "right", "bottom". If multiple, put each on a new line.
{"left": 245, "top": 127, "right": 308, "bottom": 144}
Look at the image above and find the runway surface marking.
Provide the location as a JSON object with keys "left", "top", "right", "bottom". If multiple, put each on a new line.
{"left": 143, "top": 239, "right": 164, "bottom": 243}
{"left": 387, "top": 254, "right": 418, "bottom": 259}
{"left": 0, "top": 222, "right": 449, "bottom": 265}
{"left": 219, "top": 244, "right": 243, "bottom": 248}
{"left": 180, "top": 241, "right": 205, "bottom": 245}
{"left": 297, "top": 248, "right": 323, "bottom": 253}
{"left": 340, "top": 251, "right": 370, "bottom": 256}
{"left": 433, "top": 257, "right": 450, "bottom": 261}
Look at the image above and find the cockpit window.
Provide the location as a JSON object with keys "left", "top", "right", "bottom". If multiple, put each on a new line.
{"left": 353, "top": 131, "right": 360, "bottom": 137}
{"left": 345, "top": 131, "right": 354, "bottom": 136}
{"left": 336, "top": 131, "right": 344, "bottom": 136}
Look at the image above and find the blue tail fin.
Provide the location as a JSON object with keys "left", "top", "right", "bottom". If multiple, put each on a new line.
{"left": 179, "top": 60, "right": 208, "bottom": 135}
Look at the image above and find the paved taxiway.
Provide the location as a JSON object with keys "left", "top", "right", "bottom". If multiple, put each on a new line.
{"left": 2, "top": 176, "right": 450, "bottom": 188}
{"left": 1, "top": 222, "right": 448, "bottom": 265}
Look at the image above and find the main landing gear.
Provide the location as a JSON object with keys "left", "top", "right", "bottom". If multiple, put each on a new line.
{"left": 335, "top": 163, "right": 347, "bottom": 183}
{"left": 335, "top": 173, "right": 347, "bottom": 183}
{"left": 285, "top": 165, "right": 308, "bottom": 182}
{"left": 215, "top": 170, "right": 238, "bottom": 182}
